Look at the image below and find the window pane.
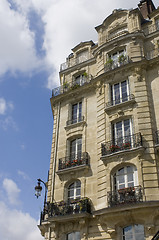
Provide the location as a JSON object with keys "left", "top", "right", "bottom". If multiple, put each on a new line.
{"left": 124, "top": 119, "right": 131, "bottom": 137}
{"left": 75, "top": 232, "right": 80, "bottom": 240}
{"left": 114, "top": 83, "right": 120, "bottom": 104}
{"left": 121, "top": 81, "right": 128, "bottom": 102}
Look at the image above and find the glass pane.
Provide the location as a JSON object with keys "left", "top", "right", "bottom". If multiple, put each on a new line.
{"left": 67, "top": 233, "right": 73, "bottom": 240}
{"left": 72, "top": 104, "right": 78, "bottom": 123}
{"left": 119, "top": 174, "right": 125, "bottom": 184}
{"left": 76, "top": 180, "right": 81, "bottom": 188}
{"left": 123, "top": 226, "right": 133, "bottom": 240}
{"left": 134, "top": 225, "right": 145, "bottom": 240}
{"left": 76, "top": 188, "right": 81, "bottom": 196}
{"left": 114, "top": 83, "right": 120, "bottom": 104}
{"left": 75, "top": 232, "right": 80, "bottom": 240}
{"left": 116, "top": 121, "right": 122, "bottom": 141}
{"left": 121, "top": 81, "right": 128, "bottom": 102}
{"left": 124, "top": 119, "right": 131, "bottom": 137}
{"left": 127, "top": 166, "right": 133, "bottom": 173}
{"left": 78, "top": 102, "right": 82, "bottom": 121}
{"left": 127, "top": 173, "right": 133, "bottom": 182}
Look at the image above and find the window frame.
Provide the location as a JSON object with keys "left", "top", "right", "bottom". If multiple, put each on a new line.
{"left": 72, "top": 102, "right": 82, "bottom": 124}
{"left": 122, "top": 224, "right": 145, "bottom": 240}
{"left": 70, "top": 137, "right": 82, "bottom": 160}
{"left": 110, "top": 80, "right": 130, "bottom": 106}
{"left": 68, "top": 180, "right": 81, "bottom": 201}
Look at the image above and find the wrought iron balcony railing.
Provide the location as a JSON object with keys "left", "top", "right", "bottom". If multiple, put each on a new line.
{"left": 60, "top": 54, "right": 90, "bottom": 71}
{"left": 143, "top": 23, "right": 159, "bottom": 36}
{"left": 108, "top": 186, "right": 143, "bottom": 207}
{"left": 52, "top": 75, "right": 92, "bottom": 97}
{"left": 40, "top": 198, "right": 91, "bottom": 222}
{"left": 104, "top": 56, "right": 130, "bottom": 72}
{"left": 58, "top": 152, "right": 89, "bottom": 171}
{"left": 101, "top": 133, "right": 143, "bottom": 157}
{"left": 66, "top": 116, "right": 84, "bottom": 126}
{"left": 147, "top": 48, "right": 159, "bottom": 60}
{"left": 106, "top": 94, "right": 135, "bottom": 108}
{"left": 156, "top": 130, "right": 159, "bottom": 145}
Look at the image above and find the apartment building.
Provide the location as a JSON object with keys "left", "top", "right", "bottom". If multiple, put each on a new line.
{"left": 38, "top": 0, "right": 159, "bottom": 239}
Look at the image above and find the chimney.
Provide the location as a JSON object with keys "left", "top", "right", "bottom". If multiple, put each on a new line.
{"left": 138, "top": 0, "right": 156, "bottom": 19}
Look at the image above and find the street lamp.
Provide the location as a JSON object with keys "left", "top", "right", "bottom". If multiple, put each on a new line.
{"left": 35, "top": 178, "right": 48, "bottom": 207}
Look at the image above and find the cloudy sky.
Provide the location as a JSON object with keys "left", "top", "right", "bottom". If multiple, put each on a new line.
{"left": 0, "top": 0, "right": 158, "bottom": 239}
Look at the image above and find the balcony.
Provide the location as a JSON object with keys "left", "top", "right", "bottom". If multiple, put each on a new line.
{"left": 104, "top": 56, "right": 130, "bottom": 73}
{"left": 40, "top": 198, "right": 91, "bottom": 223}
{"left": 66, "top": 116, "right": 85, "bottom": 126}
{"left": 106, "top": 94, "right": 135, "bottom": 109}
{"left": 107, "top": 186, "right": 143, "bottom": 207}
{"left": 147, "top": 48, "right": 159, "bottom": 60}
{"left": 57, "top": 152, "right": 89, "bottom": 174}
{"left": 143, "top": 23, "right": 159, "bottom": 36}
{"left": 60, "top": 54, "right": 90, "bottom": 71}
{"left": 52, "top": 75, "right": 92, "bottom": 97}
{"left": 101, "top": 133, "right": 143, "bottom": 158}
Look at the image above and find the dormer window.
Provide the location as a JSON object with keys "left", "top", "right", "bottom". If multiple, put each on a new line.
{"left": 76, "top": 50, "right": 89, "bottom": 64}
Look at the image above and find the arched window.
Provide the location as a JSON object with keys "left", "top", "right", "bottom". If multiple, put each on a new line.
{"left": 123, "top": 225, "right": 145, "bottom": 240}
{"left": 67, "top": 232, "right": 80, "bottom": 240}
{"left": 68, "top": 180, "right": 81, "bottom": 201}
{"left": 113, "top": 165, "right": 138, "bottom": 190}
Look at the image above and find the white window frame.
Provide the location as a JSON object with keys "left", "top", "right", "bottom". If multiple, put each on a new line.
{"left": 111, "top": 80, "right": 130, "bottom": 105}
{"left": 70, "top": 138, "right": 82, "bottom": 160}
{"left": 72, "top": 102, "right": 82, "bottom": 124}
{"left": 122, "top": 225, "right": 145, "bottom": 240}
{"left": 112, "top": 119, "right": 133, "bottom": 146}
{"left": 109, "top": 49, "right": 126, "bottom": 66}
{"left": 68, "top": 180, "right": 81, "bottom": 201}
{"left": 114, "top": 165, "right": 138, "bottom": 191}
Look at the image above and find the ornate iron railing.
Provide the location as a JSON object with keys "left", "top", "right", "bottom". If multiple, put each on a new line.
{"left": 143, "top": 23, "right": 159, "bottom": 36}
{"left": 147, "top": 48, "right": 159, "bottom": 60}
{"left": 66, "top": 116, "right": 84, "bottom": 126}
{"left": 108, "top": 186, "right": 143, "bottom": 207}
{"left": 60, "top": 54, "right": 90, "bottom": 71}
{"left": 40, "top": 198, "right": 91, "bottom": 222}
{"left": 58, "top": 152, "right": 89, "bottom": 171}
{"left": 104, "top": 56, "right": 130, "bottom": 72}
{"left": 101, "top": 133, "right": 143, "bottom": 156}
{"left": 106, "top": 94, "right": 135, "bottom": 108}
{"left": 156, "top": 130, "right": 159, "bottom": 145}
{"left": 52, "top": 75, "right": 92, "bottom": 97}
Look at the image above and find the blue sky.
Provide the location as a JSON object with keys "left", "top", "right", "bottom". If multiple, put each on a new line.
{"left": 0, "top": 0, "right": 158, "bottom": 239}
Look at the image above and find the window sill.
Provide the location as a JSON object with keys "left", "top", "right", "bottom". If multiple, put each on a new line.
{"left": 56, "top": 164, "right": 89, "bottom": 175}
{"left": 101, "top": 146, "right": 145, "bottom": 164}
{"left": 105, "top": 97, "right": 136, "bottom": 113}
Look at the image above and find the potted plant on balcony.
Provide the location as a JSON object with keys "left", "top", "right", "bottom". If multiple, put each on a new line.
{"left": 105, "top": 58, "right": 114, "bottom": 69}
{"left": 118, "top": 54, "right": 127, "bottom": 65}
{"left": 122, "top": 142, "right": 131, "bottom": 150}
{"left": 109, "top": 145, "right": 120, "bottom": 153}
{"left": 83, "top": 72, "right": 88, "bottom": 78}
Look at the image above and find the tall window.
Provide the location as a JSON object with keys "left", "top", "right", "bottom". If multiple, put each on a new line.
{"left": 70, "top": 138, "right": 82, "bottom": 160}
{"left": 75, "top": 74, "right": 85, "bottom": 86}
{"left": 123, "top": 225, "right": 145, "bottom": 240}
{"left": 68, "top": 181, "right": 81, "bottom": 201}
{"left": 113, "top": 165, "right": 138, "bottom": 190}
{"left": 109, "top": 49, "right": 126, "bottom": 65}
{"left": 111, "top": 80, "right": 130, "bottom": 105}
{"left": 112, "top": 119, "right": 132, "bottom": 147}
{"left": 72, "top": 102, "right": 82, "bottom": 124}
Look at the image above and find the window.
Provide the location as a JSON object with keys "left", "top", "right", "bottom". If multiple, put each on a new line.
{"left": 123, "top": 225, "right": 145, "bottom": 240}
{"left": 156, "top": 18, "right": 159, "bottom": 31}
{"left": 72, "top": 102, "right": 82, "bottom": 124}
{"left": 114, "top": 165, "right": 138, "bottom": 190}
{"left": 76, "top": 50, "right": 89, "bottom": 64}
{"left": 68, "top": 180, "right": 81, "bottom": 201}
{"left": 109, "top": 49, "right": 126, "bottom": 66}
{"left": 75, "top": 74, "right": 85, "bottom": 86}
{"left": 111, "top": 80, "right": 130, "bottom": 105}
{"left": 70, "top": 138, "right": 82, "bottom": 160}
{"left": 112, "top": 119, "right": 132, "bottom": 147}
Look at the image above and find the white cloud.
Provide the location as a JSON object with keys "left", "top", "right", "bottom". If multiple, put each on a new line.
{"left": 0, "top": 0, "right": 41, "bottom": 77}
{"left": 0, "top": 201, "right": 43, "bottom": 240}
{"left": 3, "top": 178, "right": 21, "bottom": 205}
{"left": 18, "top": 170, "right": 31, "bottom": 181}
{"left": 2, "top": 0, "right": 159, "bottom": 88}
{"left": 0, "top": 116, "right": 18, "bottom": 131}
{"left": 0, "top": 98, "right": 7, "bottom": 114}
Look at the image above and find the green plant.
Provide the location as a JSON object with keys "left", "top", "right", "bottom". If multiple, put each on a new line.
{"left": 70, "top": 83, "right": 80, "bottom": 90}
{"left": 106, "top": 58, "right": 114, "bottom": 65}
{"left": 118, "top": 54, "right": 126, "bottom": 63}
{"left": 63, "top": 82, "right": 69, "bottom": 88}
{"left": 83, "top": 72, "right": 88, "bottom": 77}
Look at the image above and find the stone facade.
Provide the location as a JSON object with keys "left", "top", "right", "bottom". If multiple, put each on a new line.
{"left": 39, "top": 1, "right": 159, "bottom": 239}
